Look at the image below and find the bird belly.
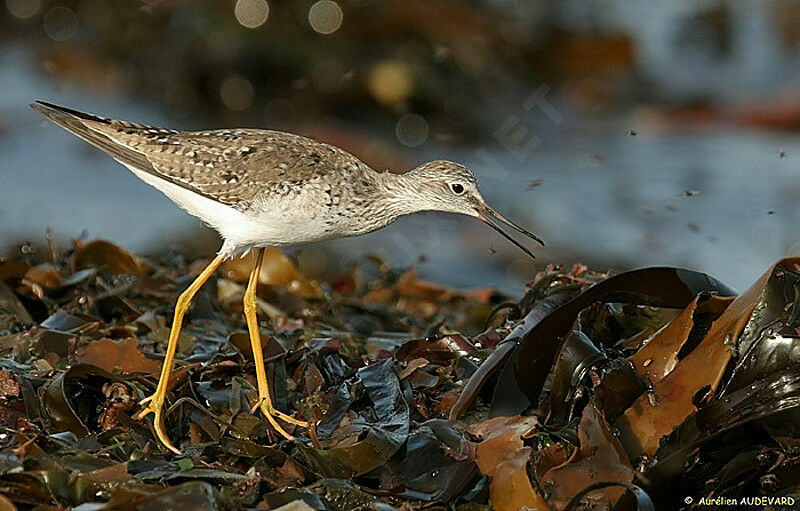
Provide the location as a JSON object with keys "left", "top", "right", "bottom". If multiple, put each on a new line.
{"left": 124, "top": 164, "right": 252, "bottom": 239}
{"left": 232, "top": 191, "right": 349, "bottom": 249}
{"left": 124, "top": 164, "right": 388, "bottom": 254}
{"left": 246, "top": 208, "right": 347, "bottom": 245}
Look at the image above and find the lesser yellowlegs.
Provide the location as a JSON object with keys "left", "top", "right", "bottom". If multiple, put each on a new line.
{"left": 31, "top": 101, "right": 544, "bottom": 453}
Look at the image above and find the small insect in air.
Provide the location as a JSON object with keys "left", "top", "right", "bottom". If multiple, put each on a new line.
{"left": 526, "top": 179, "right": 544, "bottom": 191}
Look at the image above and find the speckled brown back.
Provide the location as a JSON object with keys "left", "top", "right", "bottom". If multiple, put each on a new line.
{"left": 32, "top": 102, "right": 373, "bottom": 209}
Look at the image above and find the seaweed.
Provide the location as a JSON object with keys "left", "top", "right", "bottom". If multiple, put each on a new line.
{"left": 0, "top": 242, "right": 798, "bottom": 510}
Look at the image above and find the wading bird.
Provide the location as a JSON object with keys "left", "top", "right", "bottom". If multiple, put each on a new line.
{"left": 32, "top": 101, "right": 544, "bottom": 453}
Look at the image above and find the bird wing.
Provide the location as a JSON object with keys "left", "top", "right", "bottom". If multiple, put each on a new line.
{"left": 32, "top": 101, "right": 368, "bottom": 208}
{"left": 145, "top": 129, "right": 365, "bottom": 207}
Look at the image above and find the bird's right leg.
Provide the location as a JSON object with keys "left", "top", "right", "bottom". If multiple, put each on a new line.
{"left": 243, "top": 248, "right": 308, "bottom": 439}
{"left": 136, "top": 254, "right": 225, "bottom": 454}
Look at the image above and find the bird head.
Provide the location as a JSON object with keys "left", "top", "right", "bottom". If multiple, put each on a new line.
{"left": 405, "top": 160, "right": 545, "bottom": 258}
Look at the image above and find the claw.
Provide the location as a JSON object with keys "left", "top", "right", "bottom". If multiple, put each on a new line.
{"left": 269, "top": 407, "right": 309, "bottom": 428}
{"left": 134, "top": 406, "right": 152, "bottom": 420}
{"left": 264, "top": 410, "right": 294, "bottom": 440}
{"left": 251, "top": 397, "right": 308, "bottom": 439}
{"left": 136, "top": 394, "right": 181, "bottom": 454}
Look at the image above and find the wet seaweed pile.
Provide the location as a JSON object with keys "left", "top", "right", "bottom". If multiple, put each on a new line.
{"left": 0, "top": 240, "right": 798, "bottom": 510}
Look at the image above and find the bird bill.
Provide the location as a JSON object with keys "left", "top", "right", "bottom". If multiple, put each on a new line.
{"left": 476, "top": 206, "right": 544, "bottom": 259}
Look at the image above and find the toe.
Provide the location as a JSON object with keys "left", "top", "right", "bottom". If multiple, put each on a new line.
{"left": 134, "top": 407, "right": 152, "bottom": 420}
{"left": 269, "top": 407, "right": 308, "bottom": 427}
{"left": 153, "top": 410, "right": 181, "bottom": 454}
{"left": 263, "top": 410, "right": 295, "bottom": 440}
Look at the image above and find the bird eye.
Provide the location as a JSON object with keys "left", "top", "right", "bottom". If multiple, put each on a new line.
{"left": 450, "top": 183, "right": 464, "bottom": 195}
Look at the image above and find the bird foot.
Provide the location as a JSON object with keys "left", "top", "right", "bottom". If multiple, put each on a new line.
{"left": 136, "top": 394, "right": 181, "bottom": 454}
{"left": 250, "top": 398, "right": 308, "bottom": 440}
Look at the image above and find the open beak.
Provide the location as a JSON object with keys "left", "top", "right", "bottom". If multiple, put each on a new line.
{"left": 476, "top": 205, "right": 545, "bottom": 259}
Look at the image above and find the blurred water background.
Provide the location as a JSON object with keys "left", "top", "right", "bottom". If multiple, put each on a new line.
{"left": 2, "top": 0, "right": 800, "bottom": 294}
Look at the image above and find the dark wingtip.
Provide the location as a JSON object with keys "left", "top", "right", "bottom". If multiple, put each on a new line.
{"left": 31, "top": 100, "right": 69, "bottom": 118}
{"left": 30, "top": 101, "right": 48, "bottom": 113}
{"left": 29, "top": 101, "right": 109, "bottom": 124}
{"left": 32, "top": 100, "right": 60, "bottom": 110}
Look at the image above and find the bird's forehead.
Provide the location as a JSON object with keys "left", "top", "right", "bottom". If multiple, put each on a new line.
{"left": 418, "top": 160, "right": 478, "bottom": 184}
{"left": 443, "top": 164, "right": 477, "bottom": 182}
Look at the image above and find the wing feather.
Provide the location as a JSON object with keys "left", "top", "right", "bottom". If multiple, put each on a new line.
{"left": 32, "top": 101, "right": 370, "bottom": 209}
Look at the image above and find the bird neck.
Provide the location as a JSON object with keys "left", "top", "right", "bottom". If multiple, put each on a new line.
{"left": 375, "top": 170, "right": 432, "bottom": 217}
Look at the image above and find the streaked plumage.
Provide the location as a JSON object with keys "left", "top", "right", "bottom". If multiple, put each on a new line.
{"left": 31, "top": 100, "right": 543, "bottom": 453}
{"left": 32, "top": 101, "right": 529, "bottom": 257}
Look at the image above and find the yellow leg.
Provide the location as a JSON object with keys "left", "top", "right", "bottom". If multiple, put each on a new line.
{"left": 244, "top": 247, "right": 308, "bottom": 439}
{"left": 136, "top": 254, "right": 225, "bottom": 454}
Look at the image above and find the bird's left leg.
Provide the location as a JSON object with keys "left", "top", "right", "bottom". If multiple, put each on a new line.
{"left": 136, "top": 254, "right": 225, "bottom": 453}
{"left": 243, "top": 247, "right": 308, "bottom": 439}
